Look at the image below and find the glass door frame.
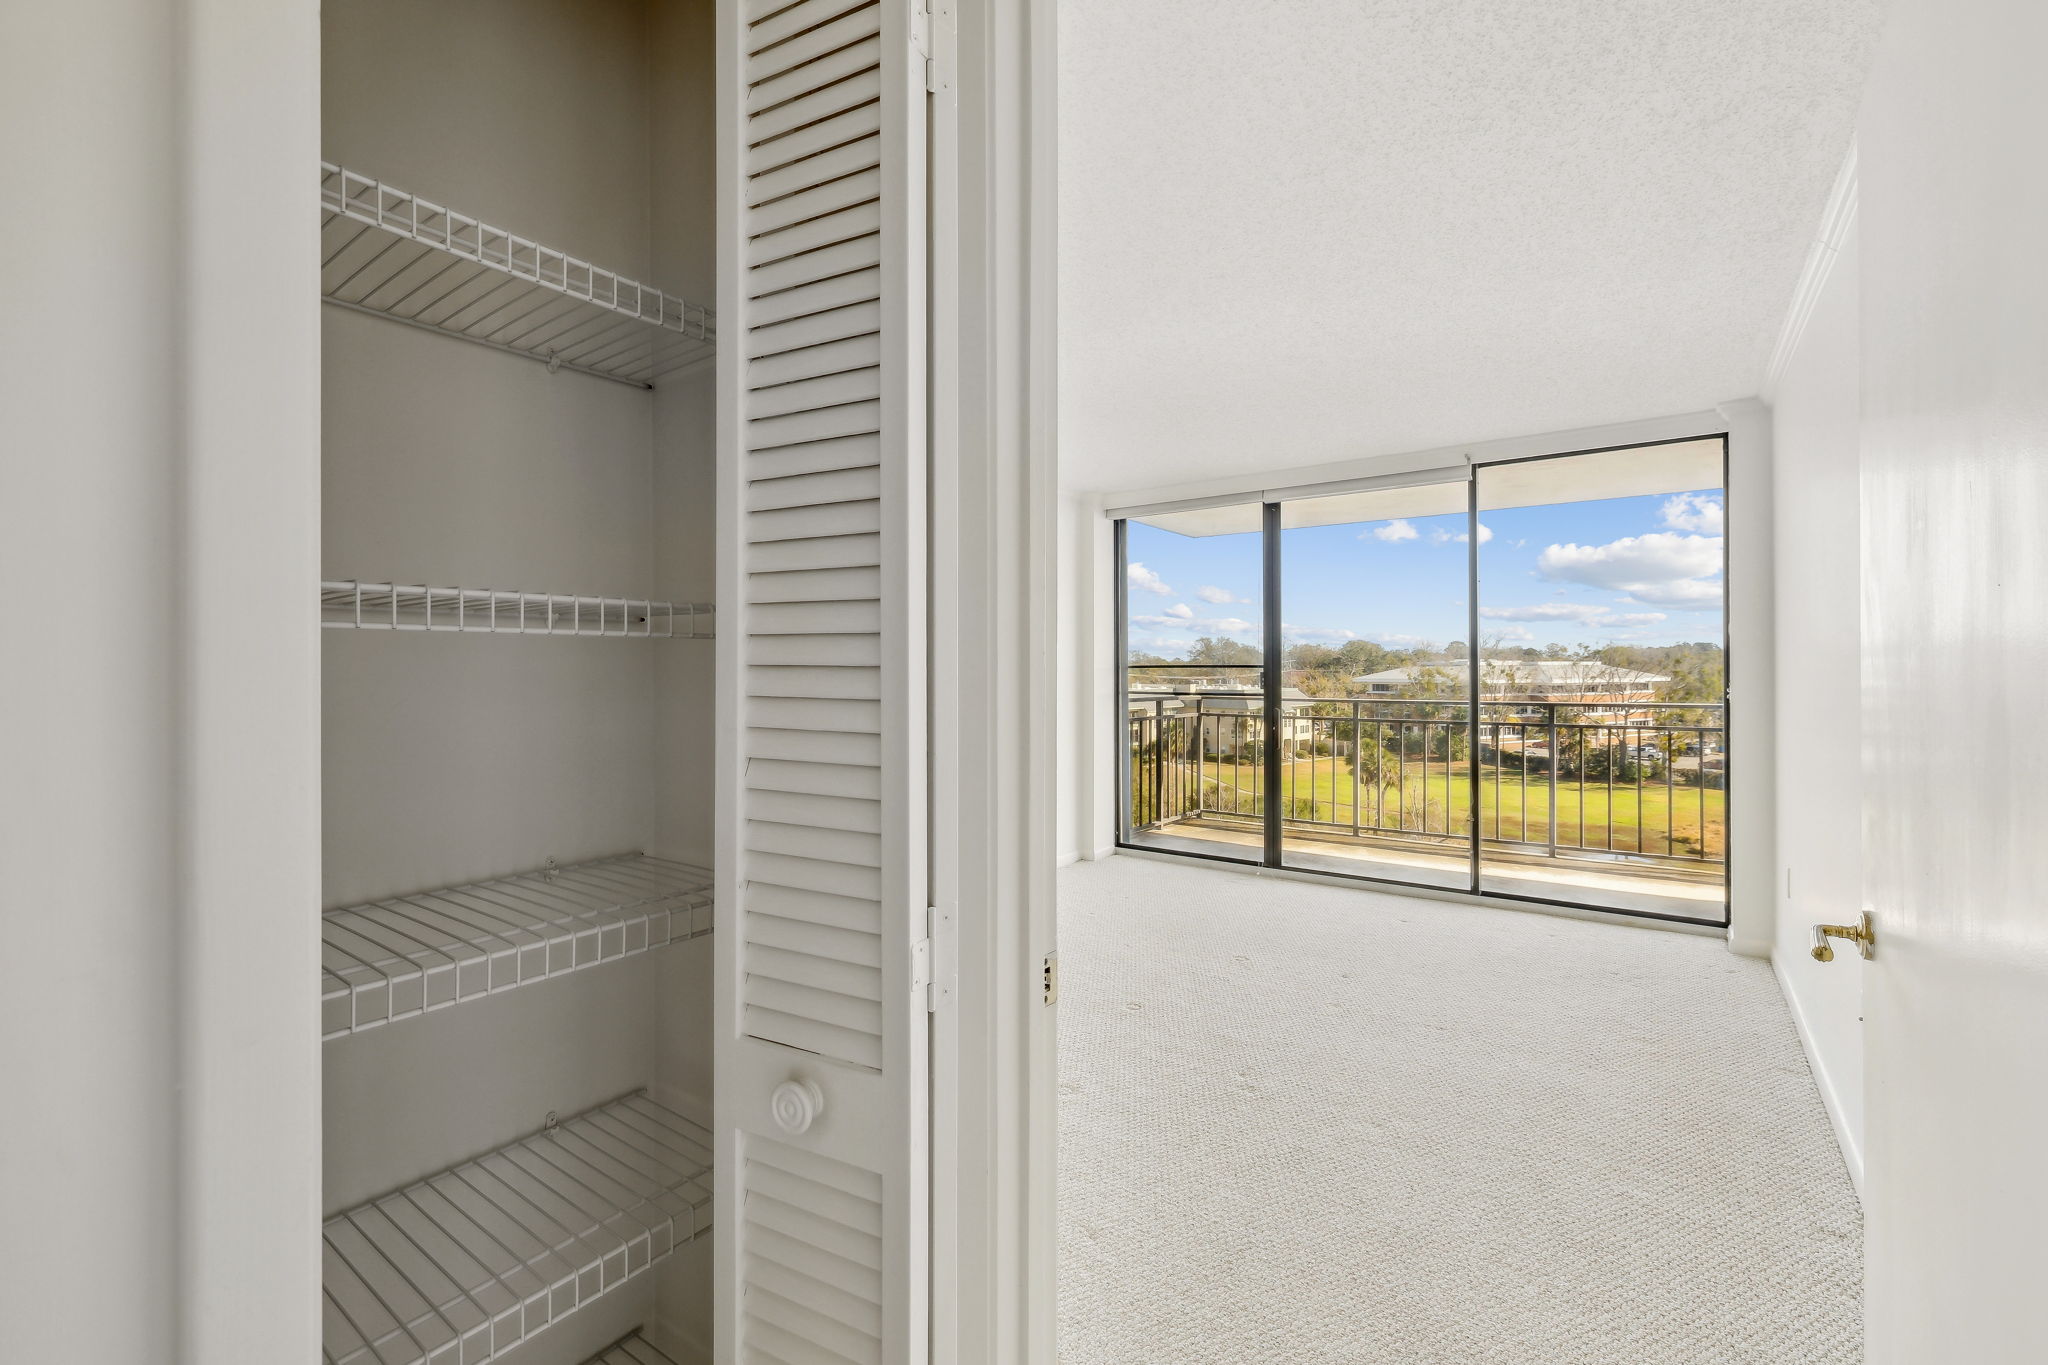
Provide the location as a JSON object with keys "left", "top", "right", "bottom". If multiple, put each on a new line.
{"left": 1113, "top": 434, "right": 1732, "bottom": 929}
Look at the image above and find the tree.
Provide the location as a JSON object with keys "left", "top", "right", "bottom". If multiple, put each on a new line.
{"left": 1185, "top": 635, "right": 1261, "bottom": 666}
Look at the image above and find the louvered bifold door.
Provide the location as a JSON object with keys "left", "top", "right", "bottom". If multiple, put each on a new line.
{"left": 715, "top": 1, "right": 929, "bottom": 1363}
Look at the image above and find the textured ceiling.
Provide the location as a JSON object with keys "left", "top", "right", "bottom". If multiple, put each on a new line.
{"left": 1058, "top": 0, "right": 1883, "bottom": 493}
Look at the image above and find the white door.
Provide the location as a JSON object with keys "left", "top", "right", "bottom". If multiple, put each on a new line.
{"left": 1859, "top": 1, "right": 2048, "bottom": 1359}
{"left": 715, "top": 1, "right": 930, "bottom": 1361}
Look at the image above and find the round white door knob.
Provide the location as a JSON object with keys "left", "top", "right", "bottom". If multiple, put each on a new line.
{"left": 770, "top": 1078, "right": 824, "bottom": 1135}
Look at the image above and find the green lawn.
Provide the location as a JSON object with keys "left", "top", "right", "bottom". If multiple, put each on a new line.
{"left": 1155, "top": 756, "right": 1725, "bottom": 858}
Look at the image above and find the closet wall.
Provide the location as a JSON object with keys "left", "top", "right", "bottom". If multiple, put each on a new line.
{"left": 320, "top": 0, "right": 718, "bottom": 1360}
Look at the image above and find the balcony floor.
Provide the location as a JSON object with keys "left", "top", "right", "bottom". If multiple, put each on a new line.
{"left": 1128, "top": 814, "right": 1726, "bottom": 920}
{"left": 1057, "top": 854, "right": 1858, "bottom": 1365}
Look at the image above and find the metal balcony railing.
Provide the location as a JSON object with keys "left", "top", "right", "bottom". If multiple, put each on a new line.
{"left": 1127, "top": 689, "right": 1726, "bottom": 870}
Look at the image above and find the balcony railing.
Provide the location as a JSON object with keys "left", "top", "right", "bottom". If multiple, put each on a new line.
{"left": 1127, "top": 690, "right": 1726, "bottom": 872}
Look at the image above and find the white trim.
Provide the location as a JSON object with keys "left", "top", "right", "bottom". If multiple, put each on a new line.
{"left": 1761, "top": 142, "right": 1859, "bottom": 402}
{"left": 931, "top": 0, "right": 1059, "bottom": 1360}
{"left": 1718, "top": 397, "right": 1775, "bottom": 960}
{"left": 1773, "top": 957, "right": 1866, "bottom": 1195}
{"left": 1093, "top": 408, "right": 1728, "bottom": 514}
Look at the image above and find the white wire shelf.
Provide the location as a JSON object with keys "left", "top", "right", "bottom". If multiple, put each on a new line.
{"left": 583, "top": 1330, "right": 686, "bottom": 1365}
{"left": 323, "top": 854, "right": 713, "bottom": 1040}
{"left": 324, "top": 1091, "right": 712, "bottom": 1365}
{"left": 322, "top": 582, "right": 714, "bottom": 640}
{"left": 321, "top": 162, "right": 715, "bottom": 389}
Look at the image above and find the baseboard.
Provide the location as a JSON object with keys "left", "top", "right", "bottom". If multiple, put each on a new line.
{"left": 1772, "top": 955, "right": 1865, "bottom": 1197}
{"left": 1057, "top": 847, "right": 1079, "bottom": 868}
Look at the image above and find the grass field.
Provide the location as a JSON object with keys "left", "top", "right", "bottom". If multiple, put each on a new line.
{"left": 1138, "top": 756, "right": 1725, "bottom": 858}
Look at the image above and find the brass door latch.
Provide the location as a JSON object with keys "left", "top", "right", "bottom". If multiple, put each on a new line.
{"left": 1811, "top": 911, "right": 1875, "bottom": 962}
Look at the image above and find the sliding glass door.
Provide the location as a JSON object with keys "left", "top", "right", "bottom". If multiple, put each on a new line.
{"left": 1118, "top": 500, "right": 1268, "bottom": 863}
{"left": 1473, "top": 442, "right": 1727, "bottom": 918}
{"left": 1276, "top": 481, "right": 1474, "bottom": 889}
{"left": 1114, "top": 435, "right": 1730, "bottom": 926}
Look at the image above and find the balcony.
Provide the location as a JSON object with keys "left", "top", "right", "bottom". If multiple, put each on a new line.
{"left": 1126, "top": 690, "right": 1726, "bottom": 920}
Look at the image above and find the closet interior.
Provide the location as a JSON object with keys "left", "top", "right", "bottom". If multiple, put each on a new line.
{"left": 319, "top": 2, "right": 720, "bottom": 1362}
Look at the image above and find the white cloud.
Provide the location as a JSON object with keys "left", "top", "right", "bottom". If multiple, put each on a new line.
{"left": 1479, "top": 602, "right": 1608, "bottom": 622}
{"left": 1602, "top": 611, "right": 1669, "bottom": 627}
{"left": 1131, "top": 605, "right": 1257, "bottom": 636}
{"left": 1370, "top": 632, "right": 1430, "bottom": 647}
{"left": 1127, "top": 561, "right": 1172, "bottom": 595}
{"left": 1536, "top": 532, "right": 1724, "bottom": 609}
{"left": 1661, "top": 492, "right": 1724, "bottom": 535}
{"left": 1282, "top": 623, "right": 1361, "bottom": 644}
{"left": 1489, "top": 625, "right": 1535, "bottom": 641}
{"left": 1368, "top": 519, "right": 1418, "bottom": 542}
{"left": 1431, "top": 522, "right": 1494, "bottom": 545}
{"left": 1194, "top": 584, "right": 1246, "bottom": 604}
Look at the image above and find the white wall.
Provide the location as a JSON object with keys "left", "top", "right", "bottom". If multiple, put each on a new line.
{"left": 1056, "top": 492, "right": 1116, "bottom": 864}
{"left": 0, "top": 1, "right": 324, "bottom": 1360}
{"left": 1767, "top": 213, "right": 1866, "bottom": 1188}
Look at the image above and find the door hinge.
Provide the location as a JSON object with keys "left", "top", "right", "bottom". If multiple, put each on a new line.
{"left": 912, "top": 0, "right": 949, "bottom": 94}
{"left": 1042, "top": 950, "right": 1058, "bottom": 1006}
{"left": 915, "top": 905, "right": 957, "bottom": 1013}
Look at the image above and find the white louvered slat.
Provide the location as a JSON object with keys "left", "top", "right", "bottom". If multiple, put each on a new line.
{"left": 750, "top": 236, "right": 885, "bottom": 302}
{"left": 747, "top": 137, "right": 883, "bottom": 210}
{"left": 745, "top": 727, "right": 880, "bottom": 767}
{"left": 746, "top": 0, "right": 871, "bottom": 54}
{"left": 746, "top": 914, "right": 883, "bottom": 968}
{"left": 748, "top": 270, "right": 882, "bottom": 330}
{"left": 746, "top": 566, "right": 883, "bottom": 602}
{"left": 744, "top": 665, "right": 882, "bottom": 701}
{"left": 746, "top": 35, "right": 884, "bottom": 115}
{"left": 743, "top": 8, "right": 882, "bottom": 88}
{"left": 748, "top": 103, "right": 885, "bottom": 180}
{"left": 747, "top": 69, "right": 883, "bottom": 147}
{"left": 748, "top": 300, "right": 884, "bottom": 359}
{"left": 746, "top": 366, "right": 882, "bottom": 419}
{"left": 744, "top": 883, "right": 881, "bottom": 937}
{"left": 746, "top": 635, "right": 881, "bottom": 668}
{"left": 746, "top": 168, "right": 884, "bottom": 240}
{"left": 747, "top": 334, "right": 883, "bottom": 388}
{"left": 746, "top": 942, "right": 883, "bottom": 1003}
{"left": 749, "top": 467, "right": 884, "bottom": 512}
{"left": 746, "top": 532, "right": 883, "bottom": 575}
{"left": 746, "top": 600, "right": 882, "bottom": 635}
{"left": 745, "top": 851, "right": 880, "bottom": 903}
{"left": 746, "top": 787, "right": 882, "bottom": 832}
{"left": 719, "top": 0, "right": 926, "bottom": 1357}
{"left": 746, "top": 500, "right": 882, "bottom": 543}
{"left": 752, "top": 208, "right": 885, "bottom": 276}
{"left": 746, "top": 441, "right": 882, "bottom": 488}
{"left": 747, "top": 758, "right": 882, "bottom": 799}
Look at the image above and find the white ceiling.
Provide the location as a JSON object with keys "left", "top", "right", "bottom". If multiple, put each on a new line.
{"left": 1058, "top": 0, "right": 1882, "bottom": 494}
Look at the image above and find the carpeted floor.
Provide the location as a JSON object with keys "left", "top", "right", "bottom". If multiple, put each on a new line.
{"left": 1058, "top": 855, "right": 1862, "bottom": 1365}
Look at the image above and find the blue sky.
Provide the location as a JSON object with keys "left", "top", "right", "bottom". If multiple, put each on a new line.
{"left": 1126, "top": 488, "right": 1725, "bottom": 658}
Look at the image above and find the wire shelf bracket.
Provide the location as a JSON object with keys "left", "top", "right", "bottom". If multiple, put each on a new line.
{"left": 323, "top": 1090, "right": 712, "bottom": 1365}
{"left": 322, "top": 853, "right": 713, "bottom": 1040}
{"left": 322, "top": 582, "right": 713, "bottom": 640}
{"left": 320, "top": 163, "right": 716, "bottom": 389}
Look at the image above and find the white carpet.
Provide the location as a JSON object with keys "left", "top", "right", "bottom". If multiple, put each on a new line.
{"left": 1058, "top": 855, "right": 1861, "bottom": 1365}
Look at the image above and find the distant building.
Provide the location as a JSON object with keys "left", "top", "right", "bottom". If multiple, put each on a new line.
{"left": 1352, "top": 659, "right": 1669, "bottom": 709}
{"left": 1128, "top": 682, "right": 1319, "bottom": 754}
